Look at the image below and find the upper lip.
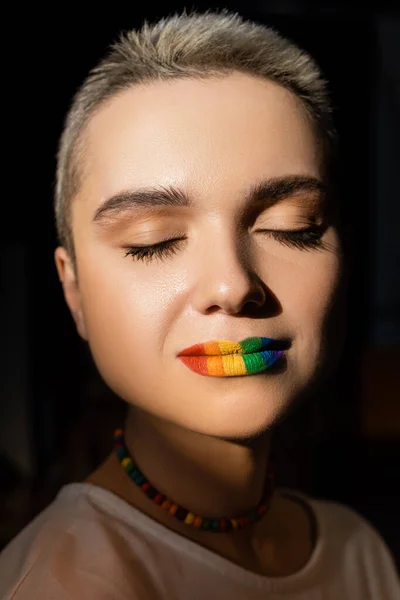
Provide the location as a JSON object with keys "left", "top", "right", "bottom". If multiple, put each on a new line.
{"left": 178, "top": 337, "right": 291, "bottom": 356}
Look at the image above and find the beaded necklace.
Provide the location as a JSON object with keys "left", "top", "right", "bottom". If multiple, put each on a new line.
{"left": 114, "top": 428, "right": 274, "bottom": 533}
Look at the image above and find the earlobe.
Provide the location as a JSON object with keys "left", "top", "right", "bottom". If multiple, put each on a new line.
{"left": 54, "top": 246, "right": 88, "bottom": 341}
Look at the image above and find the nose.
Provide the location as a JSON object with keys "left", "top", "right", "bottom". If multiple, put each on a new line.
{"left": 192, "top": 237, "right": 269, "bottom": 316}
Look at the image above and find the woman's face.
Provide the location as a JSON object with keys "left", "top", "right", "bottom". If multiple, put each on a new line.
{"left": 64, "top": 72, "right": 344, "bottom": 439}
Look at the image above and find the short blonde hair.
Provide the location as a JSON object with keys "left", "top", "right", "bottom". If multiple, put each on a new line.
{"left": 55, "top": 9, "right": 336, "bottom": 266}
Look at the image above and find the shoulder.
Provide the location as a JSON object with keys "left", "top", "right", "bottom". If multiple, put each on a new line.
{"left": 309, "top": 493, "right": 399, "bottom": 595}
{"left": 281, "top": 488, "right": 387, "bottom": 548}
{"left": 0, "top": 483, "right": 153, "bottom": 600}
{"left": 311, "top": 494, "right": 391, "bottom": 550}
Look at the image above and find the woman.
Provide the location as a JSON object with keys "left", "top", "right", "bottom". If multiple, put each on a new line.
{"left": 1, "top": 9, "right": 398, "bottom": 599}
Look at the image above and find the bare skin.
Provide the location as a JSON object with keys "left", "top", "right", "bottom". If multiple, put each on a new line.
{"left": 55, "top": 72, "right": 343, "bottom": 577}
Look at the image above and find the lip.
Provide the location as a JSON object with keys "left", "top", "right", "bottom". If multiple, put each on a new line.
{"left": 177, "top": 337, "right": 288, "bottom": 377}
{"left": 178, "top": 337, "right": 289, "bottom": 357}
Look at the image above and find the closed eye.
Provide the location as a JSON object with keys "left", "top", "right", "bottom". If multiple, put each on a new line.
{"left": 258, "top": 225, "right": 327, "bottom": 251}
{"left": 123, "top": 225, "right": 328, "bottom": 264}
{"left": 124, "top": 237, "right": 186, "bottom": 263}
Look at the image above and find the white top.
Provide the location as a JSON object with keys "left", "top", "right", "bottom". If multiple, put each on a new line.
{"left": 0, "top": 482, "right": 398, "bottom": 599}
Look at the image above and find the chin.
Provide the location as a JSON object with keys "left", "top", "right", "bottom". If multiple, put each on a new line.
{"left": 169, "top": 373, "right": 294, "bottom": 441}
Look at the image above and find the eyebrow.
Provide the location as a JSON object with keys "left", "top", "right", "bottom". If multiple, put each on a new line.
{"left": 92, "top": 175, "right": 326, "bottom": 225}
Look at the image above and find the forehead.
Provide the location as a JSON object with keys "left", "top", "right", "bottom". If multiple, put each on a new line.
{"left": 78, "top": 72, "right": 320, "bottom": 211}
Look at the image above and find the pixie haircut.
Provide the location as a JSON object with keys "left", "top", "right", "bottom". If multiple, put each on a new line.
{"left": 54, "top": 9, "right": 336, "bottom": 268}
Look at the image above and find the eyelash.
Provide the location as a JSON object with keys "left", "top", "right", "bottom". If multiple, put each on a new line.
{"left": 124, "top": 226, "right": 325, "bottom": 263}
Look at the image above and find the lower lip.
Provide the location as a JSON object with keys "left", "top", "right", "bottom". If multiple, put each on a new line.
{"left": 178, "top": 350, "right": 284, "bottom": 377}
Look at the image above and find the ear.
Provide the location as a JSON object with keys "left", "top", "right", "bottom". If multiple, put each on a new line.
{"left": 54, "top": 246, "right": 88, "bottom": 341}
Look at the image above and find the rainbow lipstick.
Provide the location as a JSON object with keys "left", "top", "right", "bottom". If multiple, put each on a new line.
{"left": 178, "top": 337, "right": 285, "bottom": 377}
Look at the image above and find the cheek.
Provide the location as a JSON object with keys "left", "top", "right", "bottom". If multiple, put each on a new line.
{"left": 269, "top": 247, "right": 343, "bottom": 340}
{"left": 266, "top": 247, "right": 343, "bottom": 386}
{"left": 291, "top": 265, "right": 339, "bottom": 325}
{"left": 76, "top": 250, "right": 186, "bottom": 363}
{"left": 77, "top": 266, "right": 164, "bottom": 395}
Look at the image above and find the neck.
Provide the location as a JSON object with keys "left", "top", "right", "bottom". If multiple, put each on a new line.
{"left": 123, "top": 406, "right": 272, "bottom": 519}
{"left": 84, "top": 407, "right": 316, "bottom": 577}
